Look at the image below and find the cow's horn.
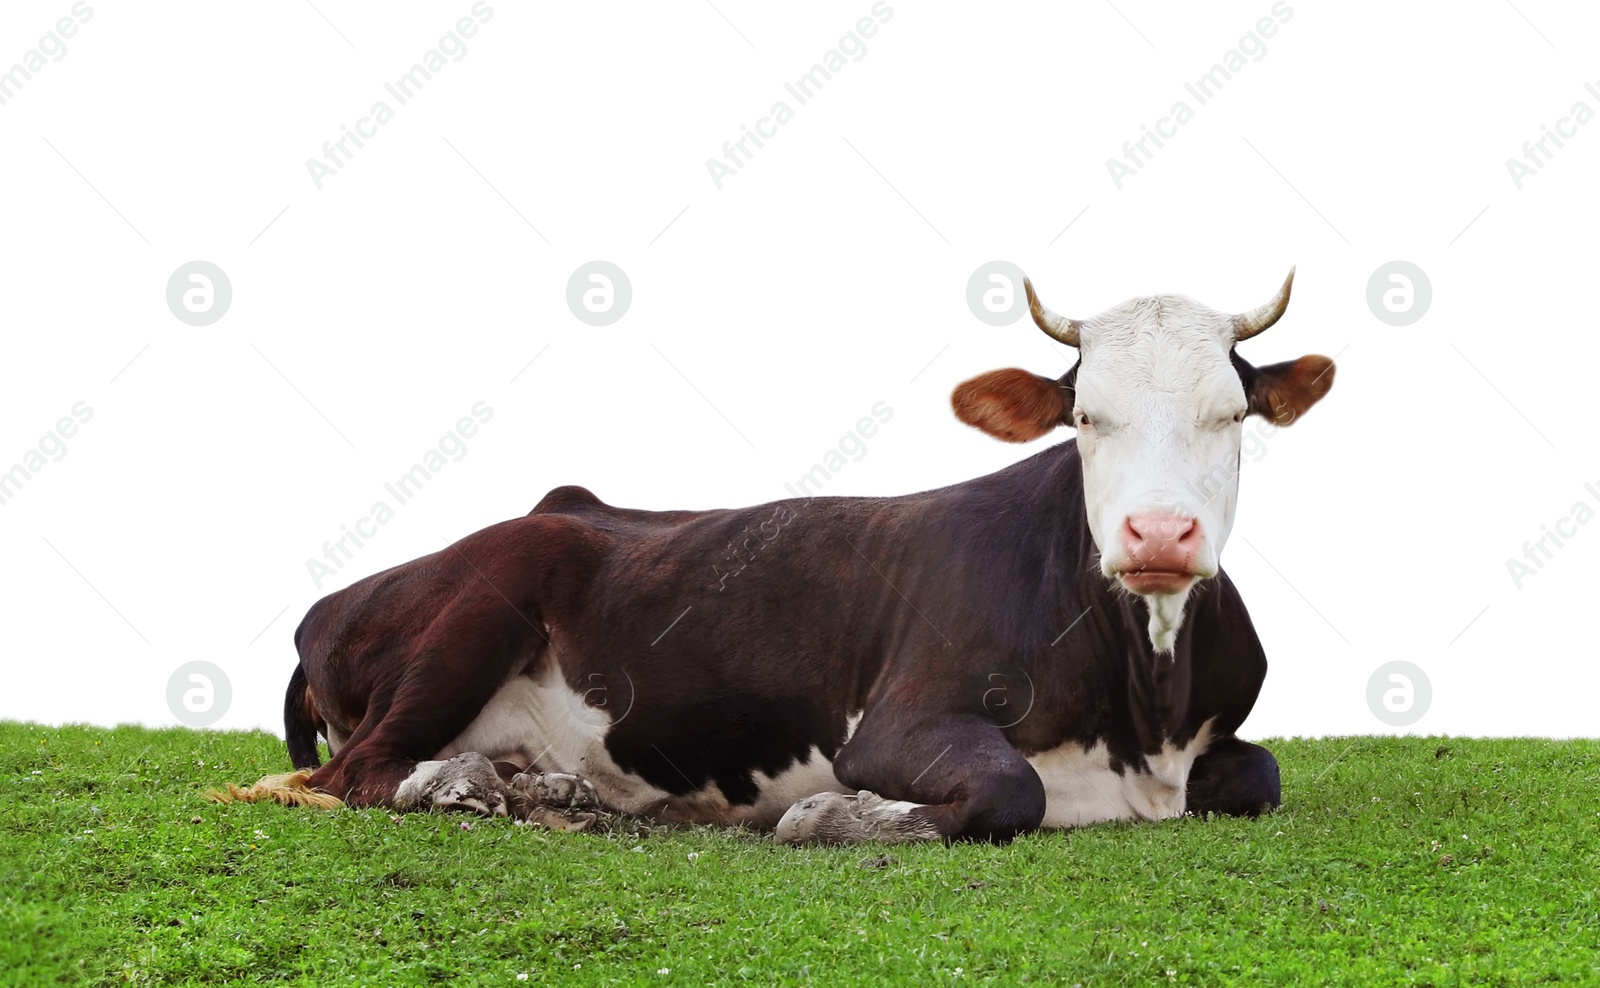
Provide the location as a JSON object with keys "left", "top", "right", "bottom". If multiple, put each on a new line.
{"left": 1233, "top": 267, "right": 1295, "bottom": 341}
{"left": 1025, "top": 277, "right": 1081, "bottom": 347}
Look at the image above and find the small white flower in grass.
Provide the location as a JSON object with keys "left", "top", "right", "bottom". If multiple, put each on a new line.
{"left": 460, "top": 821, "right": 472, "bottom": 831}
{"left": 687, "top": 852, "right": 699, "bottom": 863}
{"left": 517, "top": 974, "right": 529, "bottom": 982}
{"left": 657, "top": 968, "right": 670, "bottom": 975}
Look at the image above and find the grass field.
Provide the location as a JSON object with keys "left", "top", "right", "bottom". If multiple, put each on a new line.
{"left": 2, "top": 723, "right": 1597, "bottom": 987}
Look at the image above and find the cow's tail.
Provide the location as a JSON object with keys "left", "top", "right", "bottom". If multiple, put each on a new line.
{"left": 207, "top": 660, "right": 339, "bottom": 810}
{"left": 284, "top": 662, "right": 322, "bottom": 770}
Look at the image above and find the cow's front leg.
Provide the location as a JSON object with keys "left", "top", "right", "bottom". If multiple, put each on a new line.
{"left": 1185, "top": 736, "right": 1280, "bottom": 817}
{"left": 776, "top": 714, "right": 1046, "bottom": 845}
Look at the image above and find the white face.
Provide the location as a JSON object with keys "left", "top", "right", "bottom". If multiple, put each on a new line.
{"left": 1070, "top": 295, "right": 1249, "bottom": 651}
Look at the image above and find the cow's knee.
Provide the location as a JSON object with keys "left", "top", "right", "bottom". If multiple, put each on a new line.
{"left": 1186, "top": 737, "right": 1280, "bottom": 818}
{"left": 960, "top": 768, "right": 1047, "bottom": 842}
{"left": 814, "top": 727, "right": 1047, "bottom": 845}
{"left": 776, "top": 771, "right": 1044, "bottom": 846}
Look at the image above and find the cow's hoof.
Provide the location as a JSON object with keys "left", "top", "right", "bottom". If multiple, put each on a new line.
{"left": 395, "top": 752, "right": 513, "bottom": 818}
{"left": 775, "top": 790, "right": 941, "bottom": 845}
{"left": 517, "top": 805, "right": 598, "bottom": 832}
{"left": 509, "top": 770, "right": 601, "bottom": 811}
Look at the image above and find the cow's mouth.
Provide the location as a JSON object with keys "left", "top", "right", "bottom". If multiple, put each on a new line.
{"left": 1116, "top": 570, "right": 1197, "bottom": 595}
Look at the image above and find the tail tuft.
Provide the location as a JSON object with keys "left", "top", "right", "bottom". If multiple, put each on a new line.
{"left": 207, "top": 769, "right": 343, "bottom": 810}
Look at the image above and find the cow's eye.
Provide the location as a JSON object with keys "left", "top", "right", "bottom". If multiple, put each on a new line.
{"left": 1075, "top": 411, "right": 1094, "bottom": 429}
{"left": 1231, "top": 410, "right": 1246, "bottom": 424}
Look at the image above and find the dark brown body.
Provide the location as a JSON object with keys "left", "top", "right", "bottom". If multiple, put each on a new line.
{"left": 287, "top": 441, "right": 1281, "bottom": 839}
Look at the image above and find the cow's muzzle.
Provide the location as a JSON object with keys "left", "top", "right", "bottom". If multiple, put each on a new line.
{"left": 1115, "top": 512, "right": 1205, "bottom": 595}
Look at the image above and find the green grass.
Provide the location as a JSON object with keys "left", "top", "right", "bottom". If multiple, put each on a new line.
{"left": 2, "top": 724, "right": 1597, "bottom": 986}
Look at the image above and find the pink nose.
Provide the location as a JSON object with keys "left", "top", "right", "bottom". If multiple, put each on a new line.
{"left": 1122, "top": 513, "right": 1203, "bottom": 575}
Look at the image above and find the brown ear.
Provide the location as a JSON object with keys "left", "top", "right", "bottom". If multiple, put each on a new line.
{"left": 952, "top": 368, "right": 1071, "bottom": 443}
{"left": 1244, "top": 354, "right": 1336, "bottom": 426}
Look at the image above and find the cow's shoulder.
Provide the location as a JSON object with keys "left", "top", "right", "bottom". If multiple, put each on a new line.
{"left": 1188, "top": 568, "right": 1260, "bottom": 646}
{"left": 1181, "top": 569, "right": 1268, "bottom": 736}
{"left": 528, "top": 485, "right": 711, "bottom": 529}
{"left": 530, "top": 484, "right": 606, "bottom": 516}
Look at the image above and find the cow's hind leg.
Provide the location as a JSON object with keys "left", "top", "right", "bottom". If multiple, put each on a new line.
{"left": 1185, "top": 736, "right": 1280, "bottom": 818}
{"left": 219, "top": 518, "right": 610, "bottom": 825}
{"left": 266, "top": 521, "right": 600, "bottom": 824}
{"left": 776, "top": 714, "right": 1046, "bottom": 845}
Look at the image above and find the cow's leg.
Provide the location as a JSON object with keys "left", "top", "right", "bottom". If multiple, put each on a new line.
{"left": 307, "top": 695, "right": 529, "bottom": 819}
{"left": 390, "top": 751, "right": 519, "bottom": 817}
{"left": 381, "top": 755, "right": 599, "bottom": 819}
{"left": 1185, "top": 736, "right": 1280, "bottom": 817}
{"left": 296, "top": 549, "right": 602, "bottom": 821}
{"left": 776, "top": 714, "right": 1046, "bottom": 845}
{"left": 312, "top": 672, "right": 603, "bottom": 822}
{"left": 220, "top": 515, "right": 613, "bottom": 823}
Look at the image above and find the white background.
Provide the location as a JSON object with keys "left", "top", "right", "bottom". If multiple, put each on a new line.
{"left": 1, "top": 1, "right": 1595, "bottom": 739}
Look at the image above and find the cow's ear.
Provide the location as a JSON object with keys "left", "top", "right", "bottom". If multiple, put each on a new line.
{"left": 952, "top": 367, "right": 1072, "bottom": 443}
{"left": 1241, "top": 354, "right": 1336, "bottom": 426}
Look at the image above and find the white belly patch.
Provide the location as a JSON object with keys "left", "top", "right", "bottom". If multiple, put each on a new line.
{"left": 1028, "top": 720, "right": 1214, "bottom": 828}
{"left": 436, "top": 654, "right": 856, "bottom": 828}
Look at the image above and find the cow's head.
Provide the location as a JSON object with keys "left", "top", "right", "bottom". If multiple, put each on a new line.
{"left": 952, "top": 270, "right": 1335, "bottom": 651}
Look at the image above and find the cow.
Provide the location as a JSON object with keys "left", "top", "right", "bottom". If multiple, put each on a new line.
{"left": 225, "top": 269, "right": 1335, "bottom": 844}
